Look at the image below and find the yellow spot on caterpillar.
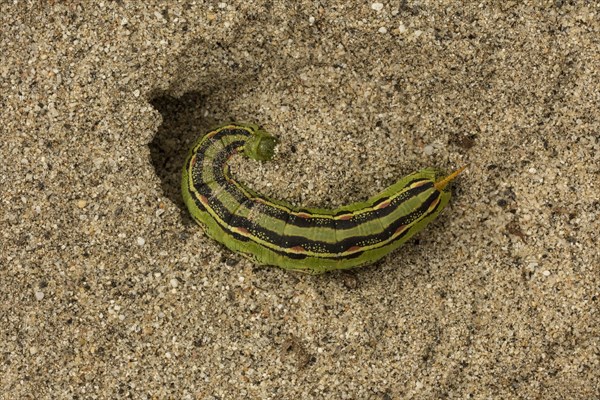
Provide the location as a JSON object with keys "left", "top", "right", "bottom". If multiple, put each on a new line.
{"left": 427, "top": 196, "right": 441, "bottom": 211}
{"left": 394, "top": 225, "right": 408, "bottom": 237}
{"left": 233, "top": 227, "right": 250, "bottom": 235}
{"left": 410, "top": 180, "right": 430, "bottom": 188}
{"left": 374, "top": 200, "right": 390, "bottom": 209}
{"left": 290, "top": 246, "right": 306, "bottom": 253}
{"left": 346, "top": 245, "right": 362, "bottom": 253}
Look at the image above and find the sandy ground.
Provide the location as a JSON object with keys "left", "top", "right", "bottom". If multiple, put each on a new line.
{"left": 1, "top": 1, "right": 599, "bottom": 399}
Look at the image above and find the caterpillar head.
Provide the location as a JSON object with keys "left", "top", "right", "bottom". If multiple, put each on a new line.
{"left": 244, "top": 126, "right": 278, "bottom": 161}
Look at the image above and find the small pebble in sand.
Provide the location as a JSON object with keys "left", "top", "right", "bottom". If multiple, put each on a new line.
{"left": 136, "top": 237, "right": 146, "bottom": 246}
{"left": 371, "top": 2, "right": 384, "bottom": 11}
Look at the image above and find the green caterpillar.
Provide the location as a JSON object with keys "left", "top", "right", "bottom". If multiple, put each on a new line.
{"left": 182, "top": 123, "right": 465, "bottom": 274}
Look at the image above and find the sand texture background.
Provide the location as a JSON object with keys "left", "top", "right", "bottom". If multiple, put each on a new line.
{"left": 1, "top": 1, "right": 599, "bottom": 399}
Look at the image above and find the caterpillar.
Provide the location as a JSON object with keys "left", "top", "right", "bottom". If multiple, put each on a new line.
{"left": 182, "top": 123, "right": 465, "bottom": 274}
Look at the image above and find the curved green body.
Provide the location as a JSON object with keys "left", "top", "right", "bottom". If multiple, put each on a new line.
{"left": 182, "top": 123, "right": 458, "bottom": 274}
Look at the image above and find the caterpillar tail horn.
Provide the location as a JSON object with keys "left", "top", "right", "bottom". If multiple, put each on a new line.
{"left": 434, "top": 165, "right": 468, "bottom": 192}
